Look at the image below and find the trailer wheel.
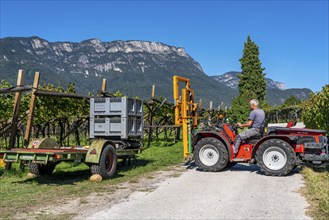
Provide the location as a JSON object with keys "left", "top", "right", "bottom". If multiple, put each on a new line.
{"left": 28, "top": 162, "right": 56, "bottom": 176}
{"left": 90, "top": 144, "right": 117, "bottom": 179}
{"left": 256, "top": 139, "right": 295, "bottom": 176}
{"left": 194, "top": 137, "right": 228, "bottom": 172}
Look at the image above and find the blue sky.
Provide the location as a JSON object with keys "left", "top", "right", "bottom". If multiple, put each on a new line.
{"left": 1, "top": 0, "right": 328, "bottom": 91}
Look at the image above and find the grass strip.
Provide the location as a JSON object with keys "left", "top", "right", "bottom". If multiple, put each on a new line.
{"left": 301, "top": 167, "right": 329, "bottom": 220}
{"left": 0, "top": 141, "right": 183, "bottom": 219}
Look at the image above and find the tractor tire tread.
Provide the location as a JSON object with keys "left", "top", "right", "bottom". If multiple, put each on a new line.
{"left": 194, "top": 137, "right": 228, "bottom": 172}
{"left": 256, "top": 139, "right": 295, "bottom": 176}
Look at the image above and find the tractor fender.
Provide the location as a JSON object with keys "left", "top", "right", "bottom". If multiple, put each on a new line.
{"left": 252, "top": 135, "right": 293, "bottom": 158}
{"left": 193, "top": 131, "right": 232, "bottom": 158}
{"left": 85, "top": 139, "right": 116, "bottom": 164}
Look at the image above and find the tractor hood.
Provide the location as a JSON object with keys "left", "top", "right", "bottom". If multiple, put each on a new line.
{"left": 268, "top": 127, "right": 327, "bottom": 136}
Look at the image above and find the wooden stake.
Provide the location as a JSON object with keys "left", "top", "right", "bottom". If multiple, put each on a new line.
{"left": 209, "top": 101, "right": 213, "bottom": 110}
{"left": 151, "top": 85, "right": 155, "bottom": 98}
{"left": 102, "top": 78, "right": 107, "bottom": 92}
{"left": 9, "top": 69, "right": 24, "bottom": 150}
{"left": 147, "top": 106, "right": 154, "bottom": 148}
{"left": 24, "top": 72, "right": 40, "bottom": 147}
{"left": 199, "top": 99, "right": 203, "bottom": 109}
{"left": 6, "top": 70, "right": 24, "bottom": 170}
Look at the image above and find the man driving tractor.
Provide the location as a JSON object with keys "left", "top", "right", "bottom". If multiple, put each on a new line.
{"left": 233, "top": 99, "right": 265, "bottom": 157}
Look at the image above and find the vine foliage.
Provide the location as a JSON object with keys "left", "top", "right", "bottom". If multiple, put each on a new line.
{"left": 303, "top": 84, "right": 329, "bottom": 134}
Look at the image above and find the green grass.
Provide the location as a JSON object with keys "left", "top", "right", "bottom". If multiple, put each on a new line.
{"left": 0, "top": 141, "right": 183, "bottom": 219}
{"left": 301, "top": 167, "right": 329, "bottom": 220}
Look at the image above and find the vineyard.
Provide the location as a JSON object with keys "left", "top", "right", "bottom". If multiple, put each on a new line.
{"left": 1, "top": 70, "right": 328, "bottom": 219}
{"left": 0, "top": 70, "right": 233, "bottom": 153}
{"left": 1, "top": 70, "right": 322, "bottom": 153}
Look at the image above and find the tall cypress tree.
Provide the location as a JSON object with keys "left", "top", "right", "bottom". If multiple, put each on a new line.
{"left": 238, "top": 36, "right": 266, "bottom": 100}
{"left": 229, "top": 36, "right": 266, "bottom": 122}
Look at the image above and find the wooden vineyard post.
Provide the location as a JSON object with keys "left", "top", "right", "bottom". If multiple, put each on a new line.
{"left": 174, "top": 126, "right": 180, "bottom": 143}
{"left": 151, "top": 85, "right": 155, "bottom": 98}
{"left": 6, "top": 70, "right": 24, "bottom": 170}
{"left": 147, "top": 85, "right": 156, "bottom": 148}
{"left": 24, "top": 72, "right": 40, "bottom": 147}
{"left": 209, "top": 101, "right": 213, "bottom": 110}
{"left": 9, "top": 70, "right": 24, "bottom": 149}
{"left": 102, "top": 78, "right": 107, "bottom": 93}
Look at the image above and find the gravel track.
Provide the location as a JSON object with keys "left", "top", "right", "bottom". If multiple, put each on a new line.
{"left": 87, "top": 164, "right": 311, "bottom": 219}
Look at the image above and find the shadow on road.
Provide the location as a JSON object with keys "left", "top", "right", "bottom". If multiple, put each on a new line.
{"left": 184, "top": 161, "right": 301, "bottom": 176}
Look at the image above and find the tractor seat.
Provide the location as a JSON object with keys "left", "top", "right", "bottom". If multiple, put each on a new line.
{"left": 243, "top": 119, "right": 268, "bottom": 145}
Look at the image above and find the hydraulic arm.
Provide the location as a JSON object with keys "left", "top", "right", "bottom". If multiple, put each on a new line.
{"left": 173, "top": 76, "right": 198, "bottom": 158}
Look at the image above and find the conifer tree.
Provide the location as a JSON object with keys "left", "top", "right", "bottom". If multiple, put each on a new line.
{"left": 229, "top": 36, "right": 266, "bottom": 121}
{"left": 238, "top": 36, "right": 266, "bottom": 100}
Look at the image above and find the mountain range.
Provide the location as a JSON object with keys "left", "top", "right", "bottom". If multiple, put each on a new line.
{"left": 0, "top": 37, "right": 312, "bottom": 106}
{"left": 212, "top": 71, "right": 286, "bottom": 90}
{"left": 211, "top": 71, "right": 311, "bottom": 105}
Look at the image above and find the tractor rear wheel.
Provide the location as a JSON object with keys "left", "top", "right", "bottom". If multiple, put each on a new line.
{"left": 256, "top": 139, "right": 295, "bottom": 176}
{"left": 90, "top": 144, "right": 117, "bottom": 179}
{"left": 194, "top": 137, "right": 228, "bottom": 172}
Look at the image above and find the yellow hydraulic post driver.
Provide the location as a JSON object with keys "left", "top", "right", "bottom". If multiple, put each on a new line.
{"left": 173, "top": 76, "right": 198, "bottom": 159}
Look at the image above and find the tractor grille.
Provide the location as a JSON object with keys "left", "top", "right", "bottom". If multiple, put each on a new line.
{"left": 304, "top": 142, "right": 326, "bottom": 149}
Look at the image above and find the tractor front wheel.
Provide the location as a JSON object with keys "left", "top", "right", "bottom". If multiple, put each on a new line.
{"left": 194, "top": 137, "right": 228, "bottom": 172}
{"left": 256, "top": 139, "right": 295, "bottom": 176}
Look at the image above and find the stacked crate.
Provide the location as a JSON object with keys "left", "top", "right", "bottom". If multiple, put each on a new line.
{"left": 89, "top": 97, "right": 143, "bottom": 139}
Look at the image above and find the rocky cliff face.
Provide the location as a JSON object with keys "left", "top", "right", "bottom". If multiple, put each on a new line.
{"left": 1, "top": 37, "right": 203, "bottom": 76}
{"left": 0, "top": 37, "right": 311, "bottom": 106}
{"left": 0, "top": 36, "right": 235, "bottom": 106}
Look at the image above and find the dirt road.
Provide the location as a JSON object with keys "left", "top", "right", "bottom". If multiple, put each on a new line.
{"left": 86, "top": 164, "right": 311, "bottom": 219}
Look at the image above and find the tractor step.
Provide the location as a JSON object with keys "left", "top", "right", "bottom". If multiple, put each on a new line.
{"left": 232, "top": 158, "right": 245, "bottom": 162}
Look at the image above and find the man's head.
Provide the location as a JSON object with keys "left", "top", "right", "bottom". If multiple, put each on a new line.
{"left": 249, "top": 99, "right": 259, "bottom": 110}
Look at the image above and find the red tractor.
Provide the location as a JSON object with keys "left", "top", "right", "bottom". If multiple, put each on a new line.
{"left": 192, "top": 121, "right": 329, "bottom": 176}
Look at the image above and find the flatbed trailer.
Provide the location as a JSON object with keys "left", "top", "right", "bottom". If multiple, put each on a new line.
{"left": 1, "top": 148, "right": 88, "bottom": 164}
{"left": 0, "top": 138, "right": 142, "bottom": 179}
{"left": 0, "top": 73, "right": 144, "bottom": 180}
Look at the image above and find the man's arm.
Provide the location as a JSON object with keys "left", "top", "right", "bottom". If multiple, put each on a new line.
{"left": 237, "top": 110, "right": 255, "bottom": 128}
{"left": 237, "top": 120, "right": 253, "bottom": 128}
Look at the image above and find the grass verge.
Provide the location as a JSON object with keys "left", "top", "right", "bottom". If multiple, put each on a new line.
{"left": 301, "top": 167, "right": 329, "bottom": 220}
{"left": 0, "top": 141, "right": 183, "bottom": 219}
